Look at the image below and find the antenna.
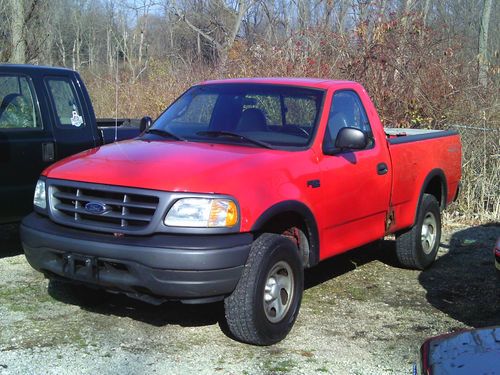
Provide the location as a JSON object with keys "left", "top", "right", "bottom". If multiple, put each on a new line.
{"left": 114, "top": 46, "right": 119, "bottom": 142}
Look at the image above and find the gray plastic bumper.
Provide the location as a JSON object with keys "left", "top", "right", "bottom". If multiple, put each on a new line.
{"left": 21, "top": 213, "right": 252, "bottom": 302}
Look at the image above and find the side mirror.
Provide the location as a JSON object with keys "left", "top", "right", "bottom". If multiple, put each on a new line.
{"left": 140, "top": 116, "right": 153, "bottom": 133}
{"left": 334, "top": 127, "right": 368, "bottom": 151}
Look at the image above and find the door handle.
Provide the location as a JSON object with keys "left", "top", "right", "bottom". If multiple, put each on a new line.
{"left": 42, "top": 142, "right": 55, "bottom": 162}
{"left": 307, "top": 179, "right": 321, "bottom": 188}
{"left": 377, "top": 162, "right": 388, "bottom": 175}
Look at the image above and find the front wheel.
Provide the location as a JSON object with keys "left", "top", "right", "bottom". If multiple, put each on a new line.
{"left": 395, "top": 194, "right": 442, "bottom": 270}
{"left": 224, "top": 233, "right": 303, "bottom": 345}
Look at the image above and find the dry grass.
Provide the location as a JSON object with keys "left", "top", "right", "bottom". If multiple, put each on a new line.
{"left": 450, "top": 126, "right": 499, "bottom": 223}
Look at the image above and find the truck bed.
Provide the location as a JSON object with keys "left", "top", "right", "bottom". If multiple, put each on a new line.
{"left": 385, "top": 128, "right": 461, "bottom": 232}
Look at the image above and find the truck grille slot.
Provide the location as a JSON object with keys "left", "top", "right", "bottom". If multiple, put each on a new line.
{"left": 50, "top": 184, "right": 159, "bottom": 232}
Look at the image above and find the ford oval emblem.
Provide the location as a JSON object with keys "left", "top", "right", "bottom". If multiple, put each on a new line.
{"left": 84, "top": 202, "right": 109, "bottom": 214}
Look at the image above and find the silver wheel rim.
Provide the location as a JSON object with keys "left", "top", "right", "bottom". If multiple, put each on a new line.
{"left": 421, "top": 212, "right": 437, "bottom": 254}
{"left": 263, "top": 261, "right": 294, "bottom": 323}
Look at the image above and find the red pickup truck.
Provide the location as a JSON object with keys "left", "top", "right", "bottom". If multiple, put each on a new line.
{"left": 21, "top": 78, "right": 461, "bottom": 345}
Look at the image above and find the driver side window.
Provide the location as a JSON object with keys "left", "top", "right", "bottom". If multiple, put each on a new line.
{"left": 0, "top": 75, "right": 40, "bottom": 129}
{"left": 323, "top": 90, "right": 373, "bottom": 150}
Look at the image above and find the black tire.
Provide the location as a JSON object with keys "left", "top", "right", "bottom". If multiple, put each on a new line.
{"left": 224, "top": 233, "right": 303, "bottom": 345}
{"left": 396, "top": 194, "right": 441, "bottom": 270}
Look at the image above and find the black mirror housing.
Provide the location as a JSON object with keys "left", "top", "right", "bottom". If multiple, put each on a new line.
{"left": 334, "top": 127, "right": 368, "bottom": 151}
{"left": 140, "top": 116, "right": 153, "bottom": 133}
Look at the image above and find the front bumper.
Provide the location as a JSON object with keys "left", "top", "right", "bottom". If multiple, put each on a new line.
{"left": 21, "top": 213, "right": 252, "bottom": 303}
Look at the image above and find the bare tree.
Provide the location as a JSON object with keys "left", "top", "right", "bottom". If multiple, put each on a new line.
{"left": 478, "top": 0, "right": 492, "bottom": 87}
{"left": 9, "top": 0, "right": 26, "bottom": 63}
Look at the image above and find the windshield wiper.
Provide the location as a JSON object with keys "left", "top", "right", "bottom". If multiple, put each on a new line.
{"left": 196, "top": 131, "right": 274, "bottom": 149}
{"left": 145, "top": 128, "right": 184, "bottom": 141}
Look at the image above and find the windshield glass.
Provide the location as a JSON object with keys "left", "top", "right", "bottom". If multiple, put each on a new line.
{"left": 151, "top": 84, "right": 325, "bottom": 148}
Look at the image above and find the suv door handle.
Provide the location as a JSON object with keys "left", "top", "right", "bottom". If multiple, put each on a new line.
{"left": 377, "top": 162, "right": 388, "bottom": 175}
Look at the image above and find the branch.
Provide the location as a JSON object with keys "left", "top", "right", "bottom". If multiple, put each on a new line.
{"left": 171, "top": 1, "right": 223, "bottom": 52}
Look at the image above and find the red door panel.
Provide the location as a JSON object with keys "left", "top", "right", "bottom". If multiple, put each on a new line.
{"left": 316, "top": 89, "right": 392, "bottom": 259}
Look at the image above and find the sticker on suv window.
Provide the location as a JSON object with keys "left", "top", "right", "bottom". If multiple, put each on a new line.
{"left": 71, "top": 110, "right": 83, "bottom": 127}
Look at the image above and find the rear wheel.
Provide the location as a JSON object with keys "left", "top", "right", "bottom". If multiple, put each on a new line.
{"left": 396, "top": 194, "right": 441, "bottom": 270}
{"left": 224, "top": 233, "right": 303, "bottom": 345}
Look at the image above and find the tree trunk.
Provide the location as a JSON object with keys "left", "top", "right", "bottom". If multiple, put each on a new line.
{"left": 72, "top": 40, "right": 76, "bottom": 70}
{"left": 9, "top": 0, "right": 26, "bottom": 63}
{"left": 377, "top": 0, "right": 387, "bottom": 23}
{"left": 280, "top": 0, "right": 290, "bottom": 37}
{"left": 107, "top": 28, "right": 113, "bottom": 75}
{"left": 74, "top": 20, "right": 81, "bottom": 69}
{"left": 297, "top": 0, "right": 310, "bottom": 30}
{"left": 138, "top": 29, "right": 144, "bottom": 65}
{"left": 336, "top": 1, "right": 349, "bottom": 34}
{"left": 43, "top": 31, "right": 54, "bottom": 66}
{"left": 423, "top": 0, "right": 431, "bottom": 27}
{"left": 402, "top": 0, "right": 415, "bottom": 31}
{"left": 478, "top": 0, "right": 492, "bottom": 87}
{"left": 197, "top": 32, "right": 201, "bottom": 59}
{"left": 58, "top": 31, "right": 66, "bottom": 67}
{"left": 225, "top": 0, "right": 249, "bottom": 51}
{"left": 323, "top": 0, "right": 333, "bottom": 27}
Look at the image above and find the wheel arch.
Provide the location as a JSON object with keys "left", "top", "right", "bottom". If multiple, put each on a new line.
{"left": 413, "top": 168, "right": 448, "bottom": 226}
{"left": 251, "top": 200, "right": 320, "bottom": 268}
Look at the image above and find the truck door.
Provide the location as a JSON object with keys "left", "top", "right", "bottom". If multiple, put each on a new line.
{"left": 0, "top": 73, "right": 54, "bottom": 223}
{"left": 318, "top": 89, "right": 392, "bottom": 258}
{"left": 44, "top": 75, "right": 97, "bottom": 160}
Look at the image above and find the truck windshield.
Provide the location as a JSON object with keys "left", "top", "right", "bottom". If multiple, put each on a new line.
{"left": 151, "top": 84, "right": 324, "bottom": 148}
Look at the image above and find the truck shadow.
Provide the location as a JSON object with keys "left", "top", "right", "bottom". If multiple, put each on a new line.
{"left": 418, "top": 223, "right": 499, "bottom": 328}
{"left": 304, "top": 240, "right": 399, "bottom": 289}
{"left": 0, "top": 224, "right": 23, "bottom": 259}
{"left": 47, "top": 280, "right": 224, "bottom": 328}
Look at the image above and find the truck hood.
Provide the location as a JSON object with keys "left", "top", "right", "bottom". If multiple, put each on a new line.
{"left": 44, "top": 139, "right": 305, "bottom": 194}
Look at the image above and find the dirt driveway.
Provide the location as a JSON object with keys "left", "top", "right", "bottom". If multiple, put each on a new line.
{"left": 0, "top": 222, "right": 498, "bottom": 375}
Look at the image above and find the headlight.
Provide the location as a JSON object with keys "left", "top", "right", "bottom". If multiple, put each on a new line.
{"left": 33, "top": 179, "right": 46, "bottom": 209}
{"left": 165, "top": 198, "right": 238, "bottom": 228}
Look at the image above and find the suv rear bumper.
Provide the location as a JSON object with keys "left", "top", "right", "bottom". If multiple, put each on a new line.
{"left": 21, "top": 213, "right": 252, "bottom": 303}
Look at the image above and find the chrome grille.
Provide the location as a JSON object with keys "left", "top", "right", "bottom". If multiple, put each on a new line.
{"left": 49, "top": 182, "right": 160, "bottom": 232}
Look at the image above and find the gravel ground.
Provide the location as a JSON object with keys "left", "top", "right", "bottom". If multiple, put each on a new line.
{"left": 0, "top": 222, "right": 498, "bottom": 375}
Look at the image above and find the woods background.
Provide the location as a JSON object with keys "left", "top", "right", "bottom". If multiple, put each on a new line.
{"left": 0, "top": 0, "right": 498, "bottom": 222}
